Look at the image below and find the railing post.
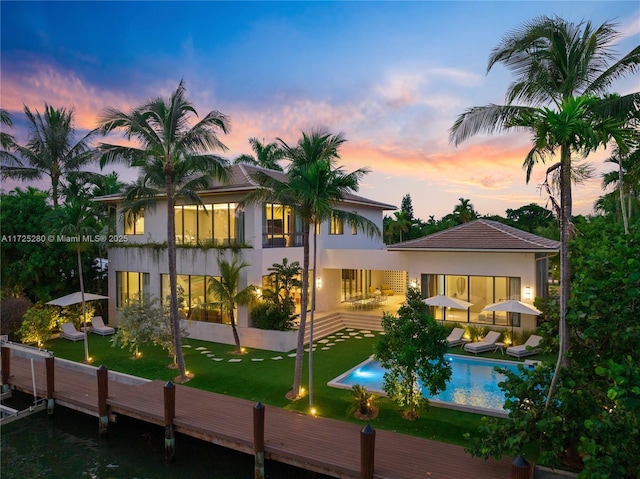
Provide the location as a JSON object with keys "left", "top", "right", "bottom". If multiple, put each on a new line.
{"left": 45, "top": 355, "right": 55, "bottom": 414}
{"left": 164, "top": 381, "right": 176, "bottom": 462}
{"left": 253, "top": 402, "right": 265, "bottom": 479}
{"left": 1, "top": 345, "right": 11, "bottom": 395}
{"left": 97, "top": 365, "right": 109, "bottom": 435}
{"left": 360, "top": 424, "right": 375, "bottom": 479}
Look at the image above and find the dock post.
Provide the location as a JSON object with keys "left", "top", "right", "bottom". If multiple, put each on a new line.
{"left": 164, "top": 381, "right": 176, "bottom": 462}
{"left": 45, "top": 355, "right": 55, "bottom": 414}
{"left": 253, "top": 402, "right": 265, "bottom": 479}
{"left": 97, "top": 365, "right": 109, "bottom": 436}
{"left": 360, "top": 424, "right": 375, "bottom": 479}
{"left": 1, "top": 345, "right": 10, "bottom": 394}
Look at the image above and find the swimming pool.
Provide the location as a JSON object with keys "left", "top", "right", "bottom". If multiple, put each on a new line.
{"left": 327, "top": 354, "right": 523, "bottom": 417}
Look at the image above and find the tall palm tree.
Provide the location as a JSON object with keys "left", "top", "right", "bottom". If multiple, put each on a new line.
{"left": 0, "top": 108, "right": 15, "bottom": 150}
{"left": 235, "top": 137, "right": 285, "bottom": 171}
{"left": 452, "top": 198, "right": 477, "bottom": 224}
{"left": 97, "top": 80, "right": 231, "bottom": 382}
{"left": 1, "top": 104, "right": 97, "bottom": 207}
{"left": 208, "top": 255, "right": 256, "bottom": 354}
{"left": 602, "top": 146, "right": 640, "bottom": 234}
{"left": 390, "top": 210, "right": 411, "bottom": 243}
{"left": 242, "top": 128, "right": 379, "bottom": 401}
{"left": 450, "top": 16, "right": 640, "bottom": 406}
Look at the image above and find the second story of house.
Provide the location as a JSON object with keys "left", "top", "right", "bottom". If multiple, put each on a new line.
{"left": 96, "top": 164, "right": 395, "bottom": 252}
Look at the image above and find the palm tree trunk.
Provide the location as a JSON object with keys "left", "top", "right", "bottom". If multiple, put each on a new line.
{"left": 230, "top": 309, "right": 241, "bottom": 354}
{"left": 165, "top": 175, "right": 187, "bottom": 381}
{"left": 619, "top": 160, "right": 629, "bottom": 235}
{"left": 77, "top": 249, "right": 89, "bottom": 363}
{"left": 546, "top": 145, "right": 572, "bottom": 409}
{"left": 308, "top": 227, "right": 318, "bottom": 410}
{"left": 291, "top": 222, "right": 310, "bottom": 399}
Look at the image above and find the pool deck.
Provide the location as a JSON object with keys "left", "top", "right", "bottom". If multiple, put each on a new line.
{"left": 3, "top": 347, "right": 514, "bottom": 479}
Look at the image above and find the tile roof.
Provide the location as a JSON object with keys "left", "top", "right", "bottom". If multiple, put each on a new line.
{"left": 388, "top": 219, "right": 560, "bottom": 252}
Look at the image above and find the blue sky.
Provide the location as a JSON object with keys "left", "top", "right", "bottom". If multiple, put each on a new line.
{"left": 2, "top": 1, "right": 639, "bottom": 219}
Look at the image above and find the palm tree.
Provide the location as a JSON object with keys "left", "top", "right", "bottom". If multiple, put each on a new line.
{"left": 449, "top": 16, "right": 640, "bottom": 407}
{"left": 242, "top": 128, "right": 379, "bottom": 401}
{"left": 0, "top": 108, "right": 15, "bottom": 150}
{"left": 602, "top": 146, "right": 640, "bottom": 234}
{"left": 97, "top": 80, "right": 231, "bottom": 382}
{"left": 390, "top": 210, "right": 411, "bottom": 243}
{"left": 235, "top": 137, "right": 285, "bottom": 171}
{"left": 208, "top": 255, "right": 256, "bottom": 354}
{"left": 1, "top": 104, "right": 97, "bottom": 207}
{"left": 452, "top": 198, "right": 477, "bottom": 224}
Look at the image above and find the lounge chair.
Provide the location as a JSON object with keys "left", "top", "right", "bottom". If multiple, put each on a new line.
{"left": 61, "top": 322, "right": 84, "bottom": 342}
{"left": 507, "top": 335, "right": 542, "bottom": 358}
{"left": 464, "top": 331, "right": 501, "bottom": 354}
{"left": 90, "top": 316, "right": 115, "bottom": 336}
{"left": 446, "top": 327, "right": 465, "bottom": 347}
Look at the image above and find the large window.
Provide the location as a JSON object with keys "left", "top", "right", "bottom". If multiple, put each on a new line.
{"left": 161, "top": 274, "right": 227, "bottom": 324}
{"left": 341, "top": 269, "right": 372, "bottom": 301}
{"left": 116, "top": 272, "right": 149, "bottom": 308}
{"left": 124, "top": 210, "right": 144, "bottom": 235}
{"left": 175, "top": 202, "right": 243, "bottom": 245}
{"left": 421, "top": 273, "right": 521, "bottom": 326}
{"left": 329, "top": 214, "right": 344, "bottom": 235}
{"left": 263, "top": 203, "right": 303, "bottom": 248}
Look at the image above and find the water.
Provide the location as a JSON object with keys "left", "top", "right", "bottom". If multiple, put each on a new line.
{"left": 1, "top": 391, "right": 329, "bottom": 479}
{"left": 328, "top": 354, "right": 523, "bottom": 413}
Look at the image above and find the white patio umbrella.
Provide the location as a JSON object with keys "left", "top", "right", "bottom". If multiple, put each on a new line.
{"left": 46, "top": 292, "right": 108, "bottom": 307}
{"left": 423, "top": 295, "right": 473, "bottom": 309}
{"left": 482, "top": 300, "right": 541, "bottom": 315}
{"left": 482, "top": 299, "right": 541, "bottom": 342}
{"left": 47, "top": 292, "right": 108, "bottom": 363}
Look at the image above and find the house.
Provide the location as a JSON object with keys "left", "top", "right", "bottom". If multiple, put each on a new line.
{"left": 97, "top": 166, "right": 558, "bottom": 351}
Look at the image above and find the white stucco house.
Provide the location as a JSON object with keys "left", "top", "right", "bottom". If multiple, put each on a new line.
{"left": 97, "top": 164, "right": 559, "bottom": 351}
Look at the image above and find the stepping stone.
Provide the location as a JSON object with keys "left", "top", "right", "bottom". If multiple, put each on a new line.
{"left": 200, "top": 350, "right": 211, "bottom": 354}
{"left": 354, "top": 336, "right": 363, "bottom": 339}
{"left": 321, "top": 347, "right": 330, "bottom": 350}
{"left": 364, "top": 334, "right": 375, "bottom": 338}
{"left": 327, "top": 343, "right": 335, "bottom": 346}
{"left": 287, "top": 353, "right": 297, "bottom": 357}
{"left": 251, "top": 358, "right": 264, "bottom": 362}
{"left": 349, "top": 332, "right": 359, "bottom": 336}
{"left": 346, "top": 328, "right": 354, "bottom": 331}
{"left": 360, "top": 330, "right": 372, "bottom": 333}
{"left": 228, "top": 358, "right": 242, "bottom": 363}
{"left": 183, "top": 345, "right": 192, "bottom": 348}
{"left": 335, "top": 338, "right": 345, "bottom": 342}
{"left": 328, "top": 335, "right": 336, "bottom": 339}
{"left": 212, "top": 358, "right": 223, "bottom": 361}
{"left": 271, "top": 356, "right": 283, "bottom": 360}
{"left": 206, "top": 354, "right": 216, "bottom": 357}
{"left": 336, "top": 332, "right": 345, "bottom": 336}
{"left": 195, "top": 347, "right": 207, "bottom": 350}
{"left": 318, "top": 339, "right": 329, "bottom": 344}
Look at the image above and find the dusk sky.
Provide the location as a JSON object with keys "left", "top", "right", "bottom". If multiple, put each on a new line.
{"left": 2, "top": 1, "right": 639, "bottom": 219}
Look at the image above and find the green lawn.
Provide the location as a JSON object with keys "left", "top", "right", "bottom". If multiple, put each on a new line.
{"left": 44, "top": 329, "right": 549, "bottom": 450}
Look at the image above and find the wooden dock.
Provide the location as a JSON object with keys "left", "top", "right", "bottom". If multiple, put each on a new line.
{"left": 3, "top": 350, "right": 513, "bottom": 479}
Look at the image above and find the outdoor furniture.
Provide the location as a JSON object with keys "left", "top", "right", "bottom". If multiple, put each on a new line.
{"left": 380, "top": 284, "right": 394, "bottom": 296}
{"left": 506, "top": 334, "right": 542, "bottom": 358}
{"left": 446, "top": 327, "right": 465, "bottom": 347}
{"left": 464, "top": 331, "right": 501, "bottom": 354}
{"left": 494, "top": 342, "right": 505, "bottom": 355}
{"left": 60, "top": 323, "right": 84, "bottom": 342}
{"left": 90, "top": 316, "right": 115, "bottom": 336}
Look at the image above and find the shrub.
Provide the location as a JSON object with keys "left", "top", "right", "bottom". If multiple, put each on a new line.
{"left": 350, "top": 384, "right": 377, "bottom": 416}
{"left": 251, "top": 298, "right": 297, "bottom": 331}
{"left": 0, "top": 296, "right": 32, "bottom": 341}
{"left": 18, "top": 304, "right": 59, "bottom": 347}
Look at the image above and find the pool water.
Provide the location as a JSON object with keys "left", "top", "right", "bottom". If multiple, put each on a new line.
{"left": 328, "top": 354, "right": 523, "bottom": 415}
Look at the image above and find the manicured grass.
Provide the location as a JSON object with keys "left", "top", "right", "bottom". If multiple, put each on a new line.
{"left": 44, "top": 329, "right": 549, "bottom": 449}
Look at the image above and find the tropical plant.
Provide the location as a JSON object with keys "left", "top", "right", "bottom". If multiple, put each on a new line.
{"left": 1, "top": 104, "right": 97, "bottom": 207}
{"left": 18, "top": 304, "right": 61, "bottom": 347}
{"left": 97, "top": 80, "right": 230, "bottom": 382}
{"left": 241, "top": 127, "right": 380, "bottom": 402}
{"left": 375, "top": 287, "right": 451, "bottom": 419}
{"left": 389, "top": 210, "right": 411, "bottom": 243}
{"left": 0, "top": 108, "right": 15, "bottom": 150}
{"left": 234, "top": 137, "right": 284, "bottom": 171}
{"left": 602, "top": 145, "right": 640, "bottom": 234}
{"left": 111, "top": 293, "right": 160, "bottom": 358}
{"left": 350, "top": 384, "right": 378, "bottom": 418}
{"left": 0, "top": 296, "right": 32, "bottom": 341}
{"left": 449, "top": 16, "right": 640, "bottom": 407}
{"left": 252, "top": 258, "right": 302, "bottom": 331}
{"left": 208, "top": 255, "right": 256, "bottom": 353}
{"left": 452, "top": 198, "right": 477, "bottom": 224}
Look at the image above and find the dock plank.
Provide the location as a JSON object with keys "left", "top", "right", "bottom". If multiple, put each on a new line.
{"left": 4, "top": 353, "right": 512, "bottom": 479}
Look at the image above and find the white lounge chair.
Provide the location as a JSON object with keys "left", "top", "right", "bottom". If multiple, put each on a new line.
{"left": 90, "top": 316, "right": 115, "bottom": 336}
{"left": 446, "top": 327, "right": 465, "bottom": 347}
{"left": 507, "top": 335, "right": 542, "bottom": 358}
{"left": 61, "top": 322, "right": 84, "bottom": 342}
{"left": 464, "top": 331, "right": 501, "bottom": 354}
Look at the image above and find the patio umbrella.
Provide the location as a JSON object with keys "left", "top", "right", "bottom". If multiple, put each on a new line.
{"left": 481, "top": 300, "right": 541, "bottom": 315}
{"left": 482, "top": 299, "right": 541, "bottom": 343}
{"left": 423, "top": 295, "right": 473, "bottom": 309}
{"left": 46, "top": 292, "right": 108, "bottom": 307}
